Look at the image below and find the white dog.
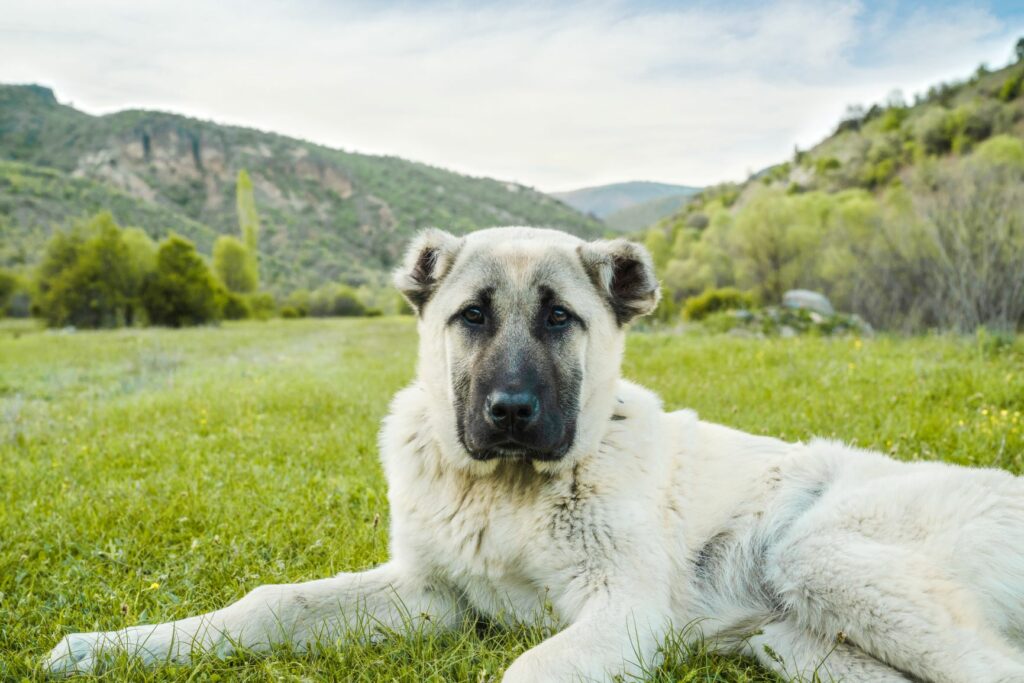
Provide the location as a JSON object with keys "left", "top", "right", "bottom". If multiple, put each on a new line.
{"left": 48, "top": 227, "right": 1024, "bottom": 682}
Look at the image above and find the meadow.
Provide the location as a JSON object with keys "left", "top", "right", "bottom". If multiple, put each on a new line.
{"left": 1, "top": 318, "right": 1022, "bottom": 681}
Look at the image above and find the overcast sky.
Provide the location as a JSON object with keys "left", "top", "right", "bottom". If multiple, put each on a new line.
{"left": 2, "top": 1, "right": 1023, "bottom": 191}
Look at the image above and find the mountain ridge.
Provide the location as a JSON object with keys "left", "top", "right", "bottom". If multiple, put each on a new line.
{"left": 552, "top": 180, "right": 700, "bottom": 221}
{"left": 0, "top": 84, "right": 603, "bottom": 292}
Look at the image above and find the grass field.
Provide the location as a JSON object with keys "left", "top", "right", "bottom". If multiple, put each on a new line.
{"left": 2, "top": 318, "right": 1023, "bottom": 681}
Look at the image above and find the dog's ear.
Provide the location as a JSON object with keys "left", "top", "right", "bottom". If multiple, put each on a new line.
{"left": 578, "top": 238, "right": 660, "bottom": 325}
{"left": 394, "top": 228, "right": 465, "bottom": 314}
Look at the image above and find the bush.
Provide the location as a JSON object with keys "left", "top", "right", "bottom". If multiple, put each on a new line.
{"left": 973, "top": 135, "right": 1024, "bottom": 168}
{"left": 34, "top": 212, "right": 151, "bottom": 328}
{"left": 0, "top": 269, "right": 16, "bottom": 316}
{"left": 814, "top": 157, "right": 841, "bottom": 175}
{"left": 998, "top": 72, "right": 1021, "bottom": 102}
{"left": 916, "top": 108, "right": 955, "bottom": 155}
{"left": 880, "top": 107, "right": 908, "bottom": 132}
{"left": 142, "top": 234, "right": 222, "bottom": 327}
{"left": 285, "top": 289, "right": 311, "bottom": 317}
{"left": 683, "top": 287, "right": 756, "bottom": 321}
{"left": 246, "top": 292, "right": 277, "bottom": 320}
{"left": 308, "top": 283, "right": 369, "bottom": 317}
{"left": 220, "top": 290, "right": 252, "bottom": 320}
{"left": 213, "top": 235, "right": 257, "bottom": 293}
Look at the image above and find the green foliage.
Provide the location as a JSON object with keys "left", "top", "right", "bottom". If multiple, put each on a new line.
{"left": 235, "top": 170, "right": 261, "bottom": 290}
{"left": 814, "top": 157, "right": 841, "bottom": 175}
{"left": 698, "top": 306, "right": 870, "bottom": 337}
{"left": 308, "top": 283, "right": 370, "bottom": 317}
{"left": 730, "top": 191, "right": 828, "bottom": 303}
{"left": 682, "top": 287, "right": 755, "bottom": 321}
{"left": 0, "top": 87, "right": 602, "bottom": 294}
{"left": 880, "top": 106, "right": 908, "bottom": 132}
{"left": 0, "top": 160, "right": 218, "bottom": 269}
{"left": 999, "top": 71, "right": 1022, "bottom": 101}
{"left": 916, "top": 107, "right": 956, "bottom": 155}
{"left": 640, "top": 40, "right": 1024, "bottom": 332}
{"left": 284, "top": 289, "right": 311, "bottom": 317}
{"left": 973, "top": 134, "right": 1024, "bottom": 167}
{"left": 142, "top": 234, "right": 222, "bottom": 327}
{"left": 0, "top": 268, "right": 16, "bottom": 315}
{"left": 213, "top": 235, "right": 257, "bottom": 293}
{"left": 219, "top": 289, "right": 252, "bottom": 320}
{"left": 1, "top": 320, "right": 1023, "bottom": 680}
{"left": 246, "top": 292, "right": 277, "bottom": 320}
{"left": 34, "top": 212, "right": 151, "bottom": 328}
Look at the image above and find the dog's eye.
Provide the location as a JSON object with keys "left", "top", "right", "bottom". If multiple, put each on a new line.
{"left": 547, "top": 306, "right": 571, "bottom": 328}
{"left": 461, "top": 306, "right": 485, "bottom": 325}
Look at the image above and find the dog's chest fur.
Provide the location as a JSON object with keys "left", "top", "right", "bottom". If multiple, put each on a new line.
{"left": 380, "top": 383, "right": 666, "bottom": 624}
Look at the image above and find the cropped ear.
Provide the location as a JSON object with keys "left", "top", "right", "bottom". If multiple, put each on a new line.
{"left": 393, "top": 228, "right": 465, "bottom": 314}
{"left": 578, "top": 238, "right": 660, "bottom": 325}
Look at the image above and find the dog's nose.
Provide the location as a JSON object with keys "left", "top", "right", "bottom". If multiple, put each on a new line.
{"left": 485, "top": 391, "right": 540, "bottom": 431}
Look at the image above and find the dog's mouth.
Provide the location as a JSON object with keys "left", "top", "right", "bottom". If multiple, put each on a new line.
{"left": 469, "top": 440, "right": 566, "bottom": 462}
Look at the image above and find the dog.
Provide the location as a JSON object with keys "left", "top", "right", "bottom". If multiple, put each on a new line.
{"left": 47, "top": 227, "right": 1024, "bottom": 682}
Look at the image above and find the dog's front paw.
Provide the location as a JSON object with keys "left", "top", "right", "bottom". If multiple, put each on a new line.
{"left": 45, "top": 632, "right": 107, "bottom": 676}
{"left": 503, "top": 650, "right": 584, "bottom": 683}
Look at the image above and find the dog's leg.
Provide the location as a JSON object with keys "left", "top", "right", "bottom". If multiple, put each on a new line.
{"left": 771, "top": 533, "right": 1024, "bottom": 683}
{"left": 501, "top": 597, "right": 669, "bottom": 683}
{"left": 745, "top": 619, "right": 912, "bottom": 682}
{"left": 46, "top": 561, "right": 461, "bottom": 675}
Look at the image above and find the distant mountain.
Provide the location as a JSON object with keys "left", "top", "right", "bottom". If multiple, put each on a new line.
{"left": 603, "top": 192, "right": 696, "bottom": 232}
{"left": 552, "top": 181, "right": 700, "bottom": 221}
{"left": 0, "top": 84, "right": 603, "bottom": 292}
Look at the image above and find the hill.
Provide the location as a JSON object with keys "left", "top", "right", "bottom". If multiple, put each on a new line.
{"left": 0, "top": 160, "right": 219, "bottom": 268}
{"left": 643, "top": 50, "right": 1024, "bottom": 332}
{"left": 552, "top": 181, "right": 700, "bottom": 220}
{"left": 603, "top": 192, "right": 696, "bottom": 232}
{"left": 0, "top": 85, "right": 602, "bottom": 292}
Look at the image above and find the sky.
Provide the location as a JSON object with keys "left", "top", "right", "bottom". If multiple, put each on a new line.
{"left": 1, "top": 0, "right": 1023, "bottom": 191}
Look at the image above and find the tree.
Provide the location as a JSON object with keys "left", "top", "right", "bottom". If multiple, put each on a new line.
{"left": 213, "top": 235, "right": 257, "bottom": 293}
{"left": 121, "top": 228, "right": 157, "bottom": 323}
{"left": 142, "top": 234, "right": 222, "bottom": 327}
{"left": 236, "top": 170, "right": 260, "bottom": 289}
{"left": 1016, "top": 36, "right": 1024, "bottom": 63}
{"left": 0, "top": 269, "right": 17, "bottom": 316}
{"left": 730, "top": 192, "right": 824, "bottom": 303}
{"left": 308, "top": 283, "right": 368, "bottom": 317}
{"left": 34, "top": 212, "right": 140, "bottom": 328}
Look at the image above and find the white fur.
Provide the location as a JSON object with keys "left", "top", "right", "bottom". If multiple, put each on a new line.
{"left": 47, "top": 229, "right": 1024, "bottom": 682}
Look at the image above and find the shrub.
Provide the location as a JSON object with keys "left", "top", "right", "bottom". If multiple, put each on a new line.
{"left": 308, "top": 283, "right": 368, "bottom": 317}
{"left": 285, "top": 289, "right": 311, "bottom": 317}
{"left": 213, "top": 235, "right": 257, "bottom": 293}
{"left": 998, "top": 72, "right": 1021, "bottom": 102}
{"left": 142, "top": 234, "right": 222, "bottom": 327}
{"left": 246, "top": 292, "right": 277, "bottom": 320}
{"left": 973, "top": 135, "right": 1024, "bottom": 168}
{"left": 220, "top": 290, "right": 252, "bottom": 320}
{"left": 34, "top": 212, "right": 150, "bottom": 328}
{"left": 683, "top": 287, "right": 756, "bottom": 321}
{"left": 0, "top": 269, "right": 16, "bottom": 316}
{"left": 685, "top": 213, "right": 710, "bottom": 230}
{"left": 880, "top": 107, "right": 908, "bottom": 132}
{"left": 814, "top": 157, "right": 841, "bottom": 175}
{"left": 916, "top": 108, "right": 955, "bottom": 155}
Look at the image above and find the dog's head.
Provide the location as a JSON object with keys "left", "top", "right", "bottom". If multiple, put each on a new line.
{"left": 395, "top": 227, "right": 659, "bottom": 474}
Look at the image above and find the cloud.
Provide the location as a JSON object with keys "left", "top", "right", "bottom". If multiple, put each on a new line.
{"left": 0, "top": 0, "right": 1020, "bottom": 190}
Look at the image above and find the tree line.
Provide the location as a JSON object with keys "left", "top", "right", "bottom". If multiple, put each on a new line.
{"left": 0, "top": 170, "right": 384, "bottom": 327}
{"left": 645, "top": 135, "right": 1024, "bottom": 333}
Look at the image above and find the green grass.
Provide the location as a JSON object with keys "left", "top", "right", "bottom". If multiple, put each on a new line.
{"left": 1, "top": 319, "right": 1022, "bottom": 681}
